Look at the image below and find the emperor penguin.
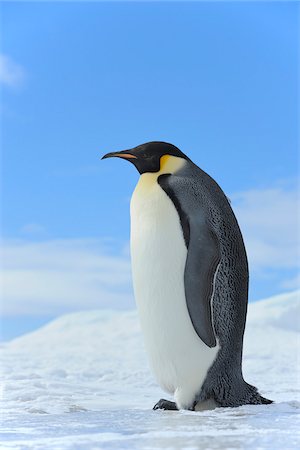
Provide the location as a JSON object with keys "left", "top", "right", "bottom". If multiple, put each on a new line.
{"left": 102, "top": 141, "right": 272, "bottom": 411}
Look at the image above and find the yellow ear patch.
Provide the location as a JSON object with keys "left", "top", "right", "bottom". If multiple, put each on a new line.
{"left": 160, "top": 154, "right": 171, "bottom": 171}
{"left": 159, "top": 154, "right": 186, "bottom": 174}
{"left": 135, "top": 155, "right": 186, "bottom": 194}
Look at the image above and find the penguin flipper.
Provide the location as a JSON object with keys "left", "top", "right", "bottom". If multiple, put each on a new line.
{"left": 158, "top": 174, "right": 220, "bottom": 348}
{"left": 184, "top": 216, "right": 220, "bottom": 348}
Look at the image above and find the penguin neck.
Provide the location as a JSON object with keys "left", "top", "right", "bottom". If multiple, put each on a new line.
{"left": 136, "top": 155, "right": 186, "bottom": 193}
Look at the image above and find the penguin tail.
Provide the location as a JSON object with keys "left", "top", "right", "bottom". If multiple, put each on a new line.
{"left": 204, "top": 376, "right": 273, "bottom": 407}
{"left": 258, "top": 394, "right": 273, "bottom": 405}
{"left": 239, "top": 383, "right": 273, "bottom": 406}
{"left": 246, "top": 382, "right": 273, "bottom": 405}
{"left": 199, "top": 367, "right": 273, "bottom": 407}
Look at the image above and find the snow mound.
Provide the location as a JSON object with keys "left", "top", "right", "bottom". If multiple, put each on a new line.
{"left": 1, "top": 291, "right": 300, "bottom": 449}
{"left": 247, "top": 290, "right": 300, "bottom": 332}
{"left": 1, "top": 309, "right": 155, "bottom": 415}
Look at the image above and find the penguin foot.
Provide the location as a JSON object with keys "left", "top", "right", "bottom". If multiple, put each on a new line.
{"left": 153, "top": 399, "right": 178, "bottom": 411}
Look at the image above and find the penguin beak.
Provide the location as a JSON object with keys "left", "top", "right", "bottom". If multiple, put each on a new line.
{"left": 101, "top": 151, "right": 137, "bottom": 161}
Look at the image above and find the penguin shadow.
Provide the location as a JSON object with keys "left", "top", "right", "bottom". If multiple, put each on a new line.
{"left": 153, "top": 399, "right": 300, "bottom": 418}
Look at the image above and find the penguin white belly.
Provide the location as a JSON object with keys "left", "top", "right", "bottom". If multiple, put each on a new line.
{"left": 130, "top": 176, "right": 219, "bottom": 409}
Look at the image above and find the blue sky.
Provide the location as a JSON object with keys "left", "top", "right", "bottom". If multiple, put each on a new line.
{"left": 1, "top": 1, "right": 299, "bottom": 340}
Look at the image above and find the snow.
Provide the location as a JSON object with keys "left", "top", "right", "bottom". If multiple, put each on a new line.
{"left": 1, "top": 291, "right": 300, "bottom": 449}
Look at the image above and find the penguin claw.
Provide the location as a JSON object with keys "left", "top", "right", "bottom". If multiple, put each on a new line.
{"left": 153, "top": 399, "right": 178, "bottom": 411}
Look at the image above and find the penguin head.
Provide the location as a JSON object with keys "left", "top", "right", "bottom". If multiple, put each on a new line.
{"left": 102, "top": 141, "right": 189, "bottom": 175}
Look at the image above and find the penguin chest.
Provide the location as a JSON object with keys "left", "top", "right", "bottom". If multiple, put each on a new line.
{"left": 130, "top": 177, "right": 219, "bottom": 406}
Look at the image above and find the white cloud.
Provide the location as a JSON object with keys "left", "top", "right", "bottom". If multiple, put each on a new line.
{"left": 231, "top": 186, "right": 300, "bottom": 274}
{"left": 0, "top": 54, "right": 25, "bottom": 88}
{"left": 1, "top": 239, "right": 133, "bottom": 316}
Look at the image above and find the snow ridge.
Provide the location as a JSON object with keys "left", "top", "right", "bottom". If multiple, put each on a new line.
{"left": 1, "top": 291, "right": 299, "bottom": 449}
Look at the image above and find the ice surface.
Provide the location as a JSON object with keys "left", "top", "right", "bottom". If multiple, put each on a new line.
{"left": 1, "top": 291, "right": 300, "bottom": 449}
